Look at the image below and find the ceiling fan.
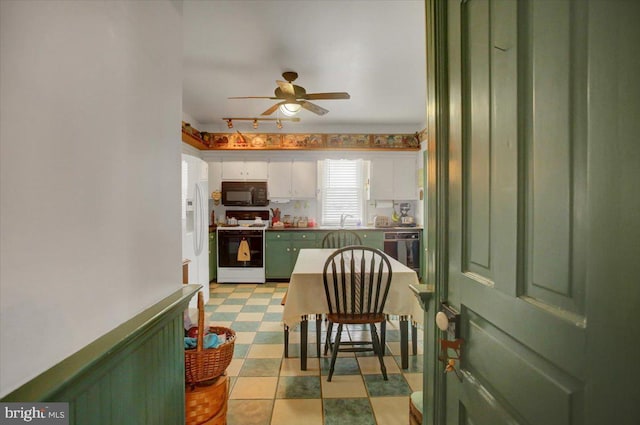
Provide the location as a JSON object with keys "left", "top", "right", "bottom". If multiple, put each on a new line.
{"left": 228, "top": 71, "right": 350, "bottom": 116}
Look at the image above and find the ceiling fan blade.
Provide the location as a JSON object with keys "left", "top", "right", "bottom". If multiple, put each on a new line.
{"left": 228, "top": 96, "right": 279, "bottom": 99}
{"left": 304, "top": 92, "right": 351, "bottom": 100}
{"left": 276, "top": 80, "right": 296, "bottom": 97}
{"left": 260, "top": 102, "right": 284, "bottom": 116}
{"left": 300, "top": 100, "right": 329, "bottom": 116}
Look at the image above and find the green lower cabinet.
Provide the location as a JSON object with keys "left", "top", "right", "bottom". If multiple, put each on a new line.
{"left": 265, "top": 229, "right": 384, "bottom": 279}
{"left": 266, "top": 231, "right": 319, "bottom": 279}
{"left": 291, "top": 231, "right": 317, "bottom": 264}
{"left": 315, "top": 229, "right": 384, "bottom": 249}
{"left": 266, "top": 232, "right": 293, "bottom": 279}
{"left": 358, "top": 230, "right": 384, "bottom": 249}
{"left": 209, "top": 232, "right": 216, "bottom": 282}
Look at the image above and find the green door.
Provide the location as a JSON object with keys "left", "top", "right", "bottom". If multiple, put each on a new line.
{"left": 432, "top": 0, "right": 640, "bottom": 424}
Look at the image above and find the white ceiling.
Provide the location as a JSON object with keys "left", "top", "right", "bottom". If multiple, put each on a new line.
{"left": 182, "top": 0, "right": 426, "bottom": 135}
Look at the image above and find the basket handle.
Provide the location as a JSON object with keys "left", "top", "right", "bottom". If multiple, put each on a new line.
{"left": 196, "top": 291, "right": 205, "bottom": 352}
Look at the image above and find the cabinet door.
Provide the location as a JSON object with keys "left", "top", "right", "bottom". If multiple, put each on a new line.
{"left": 221, "top": 160, "right": 245, "bottom": 180}
{"left": 268, "top": 161, "right": 292, "bottom": 198}
{"left": 291, "top": 232, "right": 317, "bottom": 268}
{"left": 359, "top": 231, "right": 384, "bottom": 250}
{"left": 265, "top": 233, "right": 292, "bottom": 279}
{"left": 392, "top": 157, "right": 417, "bottom": 200}
{"left": 370, "top": 157, "right": 417, "bottom": 200}
{"left": 244, "top": 161, "right": 268, "bottom": 180}
{"left": 208, "top": 160, "right": 222, "bottom": 192}
{"left": 221, "top": 160, "right": 268, "bottom": 180}
{"left": 291, "top": 161, "right": 317, "bottom": 199}
{"left": 369, "top": 158, "right": 394, "bottom": 200}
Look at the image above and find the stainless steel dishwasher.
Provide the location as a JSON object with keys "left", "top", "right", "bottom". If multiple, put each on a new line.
{"left": 383, "top": 230, "right": 421, "bottom": 278}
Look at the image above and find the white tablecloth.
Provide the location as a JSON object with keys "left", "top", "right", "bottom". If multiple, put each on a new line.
{"left": 282, "top": 248, "right": 423, "bottom": 327}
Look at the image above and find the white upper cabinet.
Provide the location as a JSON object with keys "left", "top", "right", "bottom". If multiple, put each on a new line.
{"left": 268, "top": 161, "right": 292, "bottom": 198}
{"left": 291, "top": 160, "right": 317, "bottom": 199}
{"left": 221, "top": 160, "right": 268, "bottom": 180}
{"left": 268, "top": 160, "right": 316, "bottom": 199}
{"left": 370, "top": 157, "right": 417, "bottom": 200}
{"left": 207, "top": 160, "right": 222, "bottom": 192}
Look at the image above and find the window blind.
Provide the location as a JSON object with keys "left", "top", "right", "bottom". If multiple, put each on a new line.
{"left": 321, "top": 159, "right": 364, "bottom": 226}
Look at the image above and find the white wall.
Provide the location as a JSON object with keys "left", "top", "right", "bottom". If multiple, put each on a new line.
{"left": 0, "top": 1, "right": 183, "bottom": 397}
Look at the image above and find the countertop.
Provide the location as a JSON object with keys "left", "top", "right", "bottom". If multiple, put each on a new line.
{"left": 266, "top": 226, "right": 422, "bottom": 231}
{"left": 209, "top": 224, "right": 422, "bottom": 233}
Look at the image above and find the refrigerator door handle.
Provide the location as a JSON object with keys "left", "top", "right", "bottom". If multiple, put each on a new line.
{"left": 194, "top": 183, "right": 203, "bottom": 256}
{"left": 198, "top": 182, "right": 206, "bottom": 255}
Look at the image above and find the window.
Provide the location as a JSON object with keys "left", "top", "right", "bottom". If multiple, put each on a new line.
{"left": 320, "top": 159, "right": 365, "bottom": 226}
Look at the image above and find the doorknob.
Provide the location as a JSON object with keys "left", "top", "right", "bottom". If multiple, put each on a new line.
{"left": 436, "top": 303, "right": 463, "bottom": 381}
{"left": 436, "top": 302, "right": 461, "bottom": 339}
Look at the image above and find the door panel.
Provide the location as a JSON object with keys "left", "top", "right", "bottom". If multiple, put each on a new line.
{"left": 445, "top": 1, "right": 587, "bottom": 424}
{"left": 524, "top": 0, "right": 587, "bottom": 315}
{"left": 462, "top": 308, "right": 582, "bottom": 425}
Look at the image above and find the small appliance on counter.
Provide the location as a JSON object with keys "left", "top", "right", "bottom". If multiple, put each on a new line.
{"left": 399, "top": 202, "right": 416, "bottom": 227}
{"left": 374, "top": 215, "right": 392, "bottom": 228}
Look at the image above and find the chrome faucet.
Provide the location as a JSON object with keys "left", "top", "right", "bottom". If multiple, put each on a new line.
{"left": 340, "top": 213, "right": 353, "bottom": 228}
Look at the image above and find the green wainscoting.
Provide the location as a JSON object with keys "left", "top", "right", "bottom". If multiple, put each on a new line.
{"left": 2, "top": 284, "right": 201, "bottom": 425}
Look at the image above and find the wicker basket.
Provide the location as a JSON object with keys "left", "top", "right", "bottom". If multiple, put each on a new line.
{"left": 185, "top": 292, "right": 235, "bottom": 385}
{"left": 185, "top": 375, "right": 228, "bottom": 425}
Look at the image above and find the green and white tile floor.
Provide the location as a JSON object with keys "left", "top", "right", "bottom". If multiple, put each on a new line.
{"left": 203, "top": 282, "right": 423, "bottom": 425}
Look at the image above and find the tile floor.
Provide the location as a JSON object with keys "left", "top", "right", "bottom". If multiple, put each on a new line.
{"left": 203, "top": 282, "right": 423, "bottom": 425}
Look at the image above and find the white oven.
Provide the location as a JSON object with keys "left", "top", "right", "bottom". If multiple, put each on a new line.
{"left": 216, "top": 210, "right": 269, "bottom": 283}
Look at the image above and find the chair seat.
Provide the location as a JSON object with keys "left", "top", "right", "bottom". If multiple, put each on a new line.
{"left": 326, "top": 313, "right": 385, "bottom": 325}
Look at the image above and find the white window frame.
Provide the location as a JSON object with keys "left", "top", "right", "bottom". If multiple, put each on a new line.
{"left": 319, "top": 159, "right": 367, "bottom": 226}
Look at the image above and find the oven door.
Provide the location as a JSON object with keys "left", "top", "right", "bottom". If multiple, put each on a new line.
{"left": 217, "top": 229, "right": 264, "bottom": 268}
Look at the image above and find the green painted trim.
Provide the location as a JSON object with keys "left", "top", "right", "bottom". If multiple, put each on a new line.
{"left": 1, "top": 284, "right": 201, "bottom": 402}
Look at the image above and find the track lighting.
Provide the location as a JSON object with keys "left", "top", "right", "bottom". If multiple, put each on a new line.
{"left": 221, "top": 117, "right": 300, "bottom": 129}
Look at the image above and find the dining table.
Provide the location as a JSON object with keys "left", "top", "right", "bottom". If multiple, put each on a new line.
{"left": 282, "top": 248, "right": 424, "bottom": 370}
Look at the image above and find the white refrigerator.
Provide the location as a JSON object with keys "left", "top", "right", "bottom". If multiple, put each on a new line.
{"left": 182, "top": 154, "right": 209, "bottom": 309}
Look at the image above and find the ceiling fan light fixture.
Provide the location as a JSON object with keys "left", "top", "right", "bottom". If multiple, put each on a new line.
{"left": 276, "top": 119, "right": 283, "bottom": 129}
{"left": 279, "top": 102, "right": 302, "bottom": 116}
{"left": 226, "top": 119, "right": 233, "bottom": 129}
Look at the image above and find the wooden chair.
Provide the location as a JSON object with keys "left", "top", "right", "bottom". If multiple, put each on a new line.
{"left": 321, "top": 230, "right": 362, "bottom": 248}
{"left": 282, "top": 230, "right": 363, "bottom": 359}
{"left": 322, "top": 246, "right": 392, "bottom": 381}
{"left": 320, "top": 230, "right": 363, "bottom": 354}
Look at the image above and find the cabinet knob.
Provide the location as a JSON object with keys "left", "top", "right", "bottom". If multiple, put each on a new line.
{"left": 293, "top": 247, "right": 297, "bottom": 251}
{"left": 363, "top": 234, "right": 368, "bottom": 238}
{"left": 302, "top": 235, "right": 306, "bottom": 238}
{"left": 277, "top": 234, "right": 281, "bottom": 238}
{"left": 286, "top": 247, "right": 290, "bottom": 252}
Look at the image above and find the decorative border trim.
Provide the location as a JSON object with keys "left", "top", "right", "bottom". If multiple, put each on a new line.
{"left": 182, "top": 123, "right": 423, "bottom": 151}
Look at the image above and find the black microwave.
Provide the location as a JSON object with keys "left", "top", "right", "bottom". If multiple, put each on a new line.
{"left": 221, "top": 181, "right": 269, "bottom": 206}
